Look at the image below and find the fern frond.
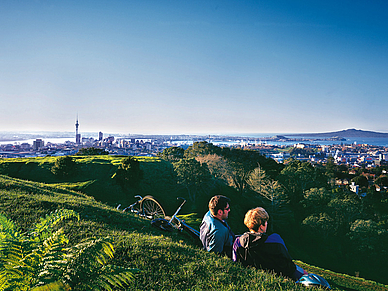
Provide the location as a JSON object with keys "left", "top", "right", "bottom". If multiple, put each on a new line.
{"left": 36, "top": 229, "right": 69, "bottom": 285}
{"left": 68, "top": 237, "right": 114, "bottom": 267}
{"left": 41, "top": 228, "right": 69, "bottom": 253}
{"left": 0, "top": 210, "right": 138, "bottom": 291}
{"left": 72, "top": 265, "right": 137, "bottom": 291}
{"left": 0, "top": 237, "right": 40, "bottom": 289}
{"left": 0, "top": 213, "right": 20, "bottom": 244}
{"left": 0, "top": 211, "right": 78, "bottom": 290}
{"left": 65, "top": 237, "right": 137, "bottom": 290}
{"left": 95, "top": 265, "right": 138, "bottom": 290}
{"left": 31, "top": 280, "right": 70, "bottom": 291}
{"left": 32, "top": 209, "right": 80, "bottom": 237}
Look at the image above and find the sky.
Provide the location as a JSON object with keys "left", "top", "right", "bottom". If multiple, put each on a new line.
{"left": 1, "top": 0, "right": 387, "bottom": 135}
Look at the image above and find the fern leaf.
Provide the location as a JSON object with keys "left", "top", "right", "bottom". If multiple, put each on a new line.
{"left": 94, "top": 265, "right": 137, "bottom": 290}
{"left": 68, "top": 237, "right": 114, "bottom": 268}
{"left": 31, "top": 280, "right": 70, "bottom": 291}
{"left": 0, "top": 214, "right": 20, "bottom": 245}
{"left": 32, "top": 209, "right": 79, "bottom": 237}
{"left": 36, "top": 229, "right": 69, "bottom": 285}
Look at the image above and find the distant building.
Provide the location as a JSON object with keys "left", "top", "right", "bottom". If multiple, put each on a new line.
{"left": 99, "top": 132, "right": 103, "bottom": 141}
{"left": 349, "top": 182, "right": 359, "bottom": 195}
{"left": 21, "top": 143, "right": 31, "bottom": 150}
{"left": 105, "top": 136, "right": 115, "bottom": 144}
{"left": 294, "top": 143, "right": 306, "bottom": 149}
{"left": 33, "top": 139, "right": 44, "bottom": 150}
{"left": 75, "top": 117, "right": 81, "bottom": 145}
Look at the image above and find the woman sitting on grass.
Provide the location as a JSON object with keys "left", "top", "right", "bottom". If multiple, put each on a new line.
{"left": 232, "top": 207, "right": 307, "bottom": 281}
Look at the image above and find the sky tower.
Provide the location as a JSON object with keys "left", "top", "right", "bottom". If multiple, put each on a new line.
{"left": 75, "top": 116, "right": 81, "bottom": 145}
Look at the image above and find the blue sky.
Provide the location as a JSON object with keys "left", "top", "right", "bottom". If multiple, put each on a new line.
{"left": 1, "top": 1, "right": 387, "bottom": 135}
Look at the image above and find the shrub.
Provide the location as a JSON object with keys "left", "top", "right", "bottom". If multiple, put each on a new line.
{"left": 51, "top": 156, "right": 77, "bottom": 178}
{"left": 0, "top": 209, "right": 136, "bottom": 291}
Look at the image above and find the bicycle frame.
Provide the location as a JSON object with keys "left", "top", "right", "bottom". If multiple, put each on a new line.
{"left": 120, "top": 195, "right": 200, "bottom": 240}
{"left": 121, "top": 195, "right": 143, "bottom": 213}
{"left": 168, "top": 197, "right": 200, "bottom": 239}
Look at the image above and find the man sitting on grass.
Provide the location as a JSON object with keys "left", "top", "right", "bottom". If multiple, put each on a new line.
{"left": 200, "top": 195, "right": 235, "bottom": 258}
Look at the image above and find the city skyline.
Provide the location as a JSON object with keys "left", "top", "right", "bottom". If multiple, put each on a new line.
{"left": 1, "top": 1, "right": 388, "bottom": 135}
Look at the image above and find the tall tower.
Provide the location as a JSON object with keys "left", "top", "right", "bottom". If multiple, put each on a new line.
{"left": 75, "top": 116, "right": 81, "bottom": 145}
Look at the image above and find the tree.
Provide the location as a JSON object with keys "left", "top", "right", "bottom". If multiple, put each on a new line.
{"left": 159, "top": 146, "right": 185, "bottom": 162}
{"left": 325, "top": 156, "right": 336, "bottom": 185}
{"left": 248, "top": 167, "right": 286, "bottom": 206}
{"left": 278, "top": 160, "right": 326, "bottom": 217}
{"left": 328, "top": 195, "right": 361, "bottom": 235}
{"left": 302, "top": 213, "right": 335, "bottom": 239}
{"left": 113, "top": 157, "right": 143, "bottom": 188}
{"left": 0, "top": 209, "right": 136, "bottom": 290}
{"left": 375, "top": 175, "right": 388, "bottom": 188}
{"left": 247, "top": 166, "right": 289, "bottom": 230}
{"left": 77, "top": 147, "right": 108, "bottom": 155}
{"left": 289, "top": 147, "right": 316, "bottom": 158}
{"left": 184, "top": 141, "right": 220, "bottom": 159}
{"left": 196, "top": 154, "right": 229, "bottom": 182}
{"left": 220, "top": 148, "right": 264, "bottom": 195}
{"left": 173, "top": 158, "right": 212, "bottom": 202}
{"left": 351, "top": 175, "right": 369, "bottom": 189}
{"left": 302, "top": 187, "right": 333, "bottom": 215}
{"left": 51, "top": 156, "right": 77, "bottom": 178}
{"left": 347, "top": 219, "right": 387, "bottom": 253}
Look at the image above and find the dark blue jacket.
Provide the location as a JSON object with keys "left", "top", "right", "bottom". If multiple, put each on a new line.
{"left": 232, "top": 232, "right": 298, "bottom": 280}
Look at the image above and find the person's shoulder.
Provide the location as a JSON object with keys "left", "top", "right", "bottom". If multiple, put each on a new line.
{"left": 265, "top": 233, "right": 288, "bottom": 249}
{"left": 237, "top": 232, "right": 256, "bottom": 248}
{"left": 202, "top": 211, "right": 212, "bottom": 222}
{"left": 239, "top": 232, "right": 250, "bottom": 240}
{"left": 202, "top": 211, "right": 220, "bottom": 228}
{"left": 265, "top": 233, "right": 285, "bottom": 244}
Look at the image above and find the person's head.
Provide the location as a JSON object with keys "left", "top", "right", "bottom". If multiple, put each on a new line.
{"left": 244, "top": 207, "right": 269, "bottom": 233}
{"left": 209, "top": 195, "right": 231, "bottom": 220}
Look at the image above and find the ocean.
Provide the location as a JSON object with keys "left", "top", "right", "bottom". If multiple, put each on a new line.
{"left": 1, "top": 135, "right": 388, "bottom": 148}
{"left": 234, "top": 133, "right": 388, "bottom": 147}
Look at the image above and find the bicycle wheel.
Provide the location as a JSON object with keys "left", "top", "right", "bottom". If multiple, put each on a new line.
{"left": 140, "top": 196, "right": 166, "bottom": 219}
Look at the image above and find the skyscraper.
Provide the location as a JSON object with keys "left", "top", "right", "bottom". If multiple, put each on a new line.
{"left": 75, "top": 117, "right": 81, "bottom": 145}
{"left": 33, "top": 139, "right": 44, "bottom": 150}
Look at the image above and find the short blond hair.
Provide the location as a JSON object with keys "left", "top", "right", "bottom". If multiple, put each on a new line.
{"left": 244, "top": 207, "right": 269, "bottom": 232}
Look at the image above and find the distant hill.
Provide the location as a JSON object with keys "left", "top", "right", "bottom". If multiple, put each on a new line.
{"left": 288, "top": 128, "right": 388, "bottom": 138}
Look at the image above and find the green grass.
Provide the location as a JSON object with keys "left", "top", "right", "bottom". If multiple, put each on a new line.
{"left": 0, "top": 155, "right": 177, "bottom": 208}
{"left": 295, "top": 261, "right": 388, "bottom": 291}
{"left": 0, "top": 174, "right": 387, "bottom": 290}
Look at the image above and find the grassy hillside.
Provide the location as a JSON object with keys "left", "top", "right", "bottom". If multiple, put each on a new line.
{"left": 0, "top": 156, "right": 387, "bottom": 290}
{"left": 0, "top": 155, "right": 176, "bottom": 208}
{"left": 0, "top": 156, "right": 251, "bottom": 231}
{"left": 0, "top": 174, "right": 387, "bottom": 290}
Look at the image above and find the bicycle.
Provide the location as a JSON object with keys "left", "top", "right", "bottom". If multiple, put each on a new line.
{"left": 118, "top": 195, "right": 200, "bottom": 241}
{"left": 152, "top": 197, "right": 200, "bottom": 241}
{"left": 117, "top": 195, "right": 166, "bottom": 220}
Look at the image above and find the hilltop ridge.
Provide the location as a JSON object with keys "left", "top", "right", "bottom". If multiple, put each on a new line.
{"left": 288, "top": 128, "right": 388, "bottom": 138}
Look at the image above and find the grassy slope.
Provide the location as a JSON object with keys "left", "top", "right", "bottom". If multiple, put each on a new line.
{"left": 0, "top": 156, "right": 176, "bottom": 208}
{"left": 0, "top": 156, "right": 387, "bottom": 290}
{"left": 1, "top": 175, "right": 387, "bottom": 290}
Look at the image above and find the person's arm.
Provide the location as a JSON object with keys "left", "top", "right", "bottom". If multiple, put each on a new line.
{"left": 266, "top": 233, "right": 296, "bottom": 278}
{"left": 207, "top": 228, "right": 227, "bottom": 254}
